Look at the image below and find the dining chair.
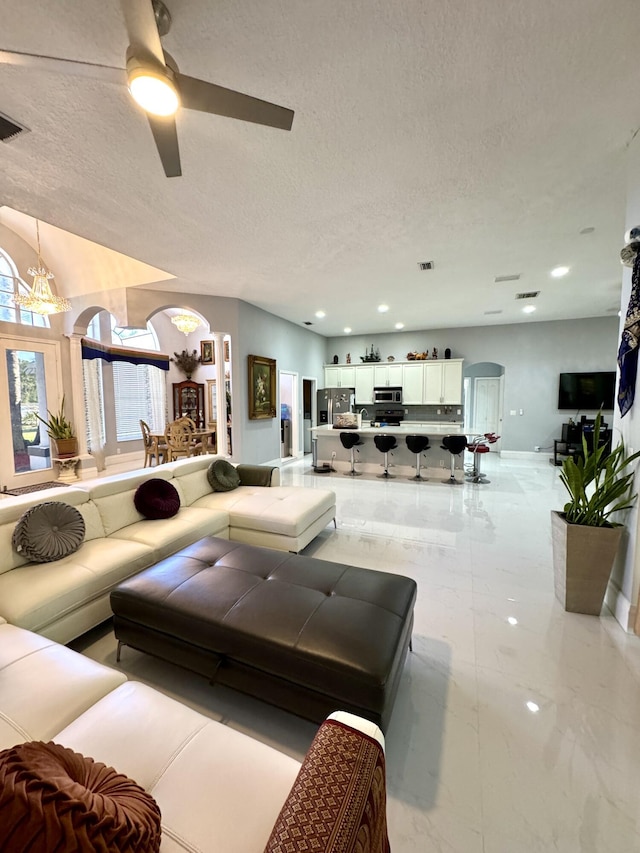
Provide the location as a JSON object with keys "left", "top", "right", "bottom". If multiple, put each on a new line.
{"left": 165, "top": 421, "right": 203, "bottom": 462}
{"left": 140, "top": 420, "right": 167, "bottom": 467}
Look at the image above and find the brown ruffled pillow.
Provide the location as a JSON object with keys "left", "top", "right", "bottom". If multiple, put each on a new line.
{"left": 12, "top": 501, "right": 85, "bottom": 563}
{"left": 0, "top": 741, "right": 161, "bottom": 853}
{"left": 134, "top": 478, "right": 180, "bottom": 520}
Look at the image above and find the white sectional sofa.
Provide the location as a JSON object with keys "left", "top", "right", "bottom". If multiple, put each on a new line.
{"left": 0, "top": 455, "right": 336, "bottom": 644}
{"left": 0, "top": 619, "right": 388, "bottom": 853}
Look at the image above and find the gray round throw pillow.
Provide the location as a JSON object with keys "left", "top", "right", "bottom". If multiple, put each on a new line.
{"left": 12, "top": 502, "right": 85, "bottom": 563}
{"left": 207, "top": 459, "right": 241, "bottom": 492}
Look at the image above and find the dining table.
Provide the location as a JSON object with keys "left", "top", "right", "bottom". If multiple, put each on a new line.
{"left": 151, "top": 427, "right": 217, "bottom": 461}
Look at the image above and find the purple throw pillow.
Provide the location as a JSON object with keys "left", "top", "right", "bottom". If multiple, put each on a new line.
{"left": 134, "top": 478, "right": 180, "bottom": 520}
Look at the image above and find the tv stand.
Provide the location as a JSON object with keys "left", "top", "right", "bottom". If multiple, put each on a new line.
{"left": 551, "top": 421, "right": 611, "bottom": 466}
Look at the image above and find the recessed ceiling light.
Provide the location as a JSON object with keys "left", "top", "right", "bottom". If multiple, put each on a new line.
{"left": 522, "top": 305, "right": 536, "bottom": 314}
{"left": 315, "top": 310, "right": 326, "bottom": 319}
{"left": 344, "top": 326, "right": 352, "bottom": 334}
{"left": 395, "top": 322, "right": 404, "bottom": 330}
{"left": 526, "top": 701, "right": 540, "bottom": 714}
{"left": 507, "top": 616, "right": 518, "bottom": 626}
{"left": 551, "top": 266, "right": 570, "bottom": 278}
{"left": 377, "top": 304, "right": 389, "bottom": 313}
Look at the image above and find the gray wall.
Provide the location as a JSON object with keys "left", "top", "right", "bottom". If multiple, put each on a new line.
{"left": 237, "top": 301, "right": 326, "bottom": 464}
{"left": 325, "top": 317, "right": 619, "bottom": 452}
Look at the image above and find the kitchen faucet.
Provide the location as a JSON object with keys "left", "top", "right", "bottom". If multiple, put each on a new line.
{"left": 359, "top": 408, "right": 369, "bottom": 418}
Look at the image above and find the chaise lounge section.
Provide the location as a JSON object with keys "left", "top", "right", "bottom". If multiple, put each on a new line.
{"left": 0, "top": 618, "right": 390, "bottom": 852}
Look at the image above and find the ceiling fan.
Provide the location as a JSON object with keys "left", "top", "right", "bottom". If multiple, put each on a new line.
{"left": 0, "top": 0, "right": 294, "bottom": 177}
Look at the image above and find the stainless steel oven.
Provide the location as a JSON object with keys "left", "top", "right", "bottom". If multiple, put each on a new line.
{"left": 373, "top": 386, "right": 403, "bottom": 404}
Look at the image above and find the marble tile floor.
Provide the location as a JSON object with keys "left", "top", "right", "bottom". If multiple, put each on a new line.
{"left": 71, "top": 452, "right": 640, "bottom": 852}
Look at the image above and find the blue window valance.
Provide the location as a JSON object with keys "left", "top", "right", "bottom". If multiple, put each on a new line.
{"left": 81, "top": 338, "right": 170, "bottom": 371}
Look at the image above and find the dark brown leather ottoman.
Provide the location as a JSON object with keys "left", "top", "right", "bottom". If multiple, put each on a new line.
{"left": 110, "top": 536, "right": 416, "bottom": 730}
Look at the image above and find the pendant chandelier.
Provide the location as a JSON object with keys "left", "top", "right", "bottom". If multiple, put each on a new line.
{"left": 14, "top": 220, "right": 71, "bottom": 315}
{"left": 171, "top": 313, "right": 202, "bottom": 335}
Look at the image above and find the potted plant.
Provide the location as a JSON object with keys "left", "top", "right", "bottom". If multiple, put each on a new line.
{"left": 171, "top": 350, "right": 201, "bottom": 380}
{"left": 551, "top": 410, "right": 640, "bottom": 614}
{"left": 35, "top": 396, "right": 78, "bottom": 458}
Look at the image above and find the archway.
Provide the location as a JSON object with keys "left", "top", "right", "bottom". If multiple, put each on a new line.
{"left": 463, "top": 361, "right": 505, "bottom": 445}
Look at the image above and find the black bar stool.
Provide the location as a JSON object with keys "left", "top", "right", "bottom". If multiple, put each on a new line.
{"left": 340, "top": 431, "right": 364, "bottom": 476}
{"left": 373, "top": 434, "right": 398, "bottom": 478}
{"left": 440, "top": 434, "right": 467, "bottom": 484}
{"left": 405, "top": 435, "right": 430, "bottom": 481}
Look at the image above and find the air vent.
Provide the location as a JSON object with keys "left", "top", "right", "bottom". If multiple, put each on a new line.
{"left": 484, "top": 310, "right": 503, "bottom": 315}
{"left": 580, "top": 226, "right": 595, "bottom": 235}
{"left": 417, "top": 261, "right": 433, "bottom": 271}
{"left": 303, "top": 321, "right": 313, "bottom": 326}
{"left": 0, "top": 112, "right": 29, "bottom": 143}
{"left": 494, "top": 274, "right": 521, "bottom": 283}
{"left": 515, "top": 291, "right": 540, "bottom": 300}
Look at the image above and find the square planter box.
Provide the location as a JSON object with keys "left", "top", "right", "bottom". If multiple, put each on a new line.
{"left": 551, "top": 511, "right": 622, "bottom": 615}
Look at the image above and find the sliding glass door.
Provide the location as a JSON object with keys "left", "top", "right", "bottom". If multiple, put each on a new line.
{"left": 0, "top": 336, "right": 63, "bottom": 491}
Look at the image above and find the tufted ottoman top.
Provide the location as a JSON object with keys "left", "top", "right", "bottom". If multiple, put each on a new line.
{"left": 111, "top": 537, "right": 416, "bottom": 728}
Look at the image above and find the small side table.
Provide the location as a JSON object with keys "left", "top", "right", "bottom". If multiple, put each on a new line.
{"left": 53, "top": 456, "right": 81, "bottom": 483}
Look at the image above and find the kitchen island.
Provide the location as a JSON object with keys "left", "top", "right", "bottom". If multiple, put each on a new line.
{"left": 311, "top": 422, "right": 468, "bottom": 478}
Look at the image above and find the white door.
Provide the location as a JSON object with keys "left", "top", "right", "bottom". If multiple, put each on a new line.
{"left": 0, "top": 336, "right": 63, "bottom": 490}
{"left": 473, "top": 377, "right": 502, "bottom": 443}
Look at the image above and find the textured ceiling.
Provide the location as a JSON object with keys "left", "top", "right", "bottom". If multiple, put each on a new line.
{"left": 1, "top": 0, "right": 638, "bottom": 337}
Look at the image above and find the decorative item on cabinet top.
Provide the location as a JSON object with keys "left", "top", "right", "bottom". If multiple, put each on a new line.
{"left": 361, "top": 344, "right": 381, "bottom": 362}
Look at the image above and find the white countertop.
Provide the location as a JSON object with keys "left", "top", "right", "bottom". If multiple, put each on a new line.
{"left": 311, "top": 423, "right": 466, "bottom": 436}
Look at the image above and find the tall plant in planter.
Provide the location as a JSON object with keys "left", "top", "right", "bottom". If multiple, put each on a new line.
{"left": 552, "top": 410, "right": 640, "bottom": 614}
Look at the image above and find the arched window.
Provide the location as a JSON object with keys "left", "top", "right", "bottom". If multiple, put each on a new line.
{"left": 0, "top": 248, "right": 50, "bottom": 328}
{"left": 82, "top": 311, "right": 167, "bottom": 453}
{"left": 110, "top": 317, "right": 166, "bottom": 441}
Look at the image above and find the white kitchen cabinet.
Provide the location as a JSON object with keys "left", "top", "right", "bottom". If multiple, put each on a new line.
{"left": 324, "top": 365, "right": 356, "bottom": 388}
{"left": 373, "top": 363, "right": 404, "bottom": 387}
{"left": 355, "top": 365, "right": 375, "bottom": 404}
{"left": 442, "top": 360, "right": 463, "bottom": 404}
{"left": 402, "top": 362, "right": 424, "bottom": 404}
{"left": 423, "top": 360, "right": 463, "bottom": 405}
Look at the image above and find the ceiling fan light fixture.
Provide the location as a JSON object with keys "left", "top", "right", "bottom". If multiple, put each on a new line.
{"left": 127, "top": 59, "right": 179, "bottom": 116}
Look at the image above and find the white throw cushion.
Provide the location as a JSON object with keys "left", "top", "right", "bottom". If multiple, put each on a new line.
{"left": 228, "top": 487, "right": 336, "bottom": 537}
{"left": 0, "top": 623, "right": 126, "bottom": 751}
{"left": 110, "top": 507, "right": 229, "bottom": 560}
{"left": 0, "top": 538, "right": 154, "bottom": 633}
{"left": 55, "top": 682, "right": 301, "bottom": 853}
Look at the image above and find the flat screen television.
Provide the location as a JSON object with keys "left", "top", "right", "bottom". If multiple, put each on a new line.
{"left": 558, "top": 371, "right": 616, "bottom": 411}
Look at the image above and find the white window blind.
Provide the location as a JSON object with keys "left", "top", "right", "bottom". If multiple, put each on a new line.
{"left": 113, "top": 362, "right": 165, "bottom": 441}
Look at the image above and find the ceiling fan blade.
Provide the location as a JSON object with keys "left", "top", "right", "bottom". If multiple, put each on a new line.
{"left": 119, "top": 0, "right": 165, "bottom": 68}
{"left": 0, "top": 49, "right": 125, "bottom": 84}
{"left": 178, "top": 75, "right": 294, "bottom": 131}
{"left": 147, "top": 114, "right": 182, "bottom": 177}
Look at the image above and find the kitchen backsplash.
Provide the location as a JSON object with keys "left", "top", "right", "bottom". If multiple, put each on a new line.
{"left": 402, "top": 404, "right": 463, "bottom": 423}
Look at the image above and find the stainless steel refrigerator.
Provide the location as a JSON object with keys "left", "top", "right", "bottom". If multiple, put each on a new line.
{"left": 317, "top": 388, "right": 355, "bottom": 425}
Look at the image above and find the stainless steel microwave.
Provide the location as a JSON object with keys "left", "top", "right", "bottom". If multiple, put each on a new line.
{"left": 374, "top": 386, "right": 403, "bottom": 404}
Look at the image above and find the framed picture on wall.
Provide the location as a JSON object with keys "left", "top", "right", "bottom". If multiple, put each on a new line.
{"left": 200, "top": 340, "right": 214, "bottom": 365}
{"left": 248, "top": 354, "right": 276, "bottom": 419}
